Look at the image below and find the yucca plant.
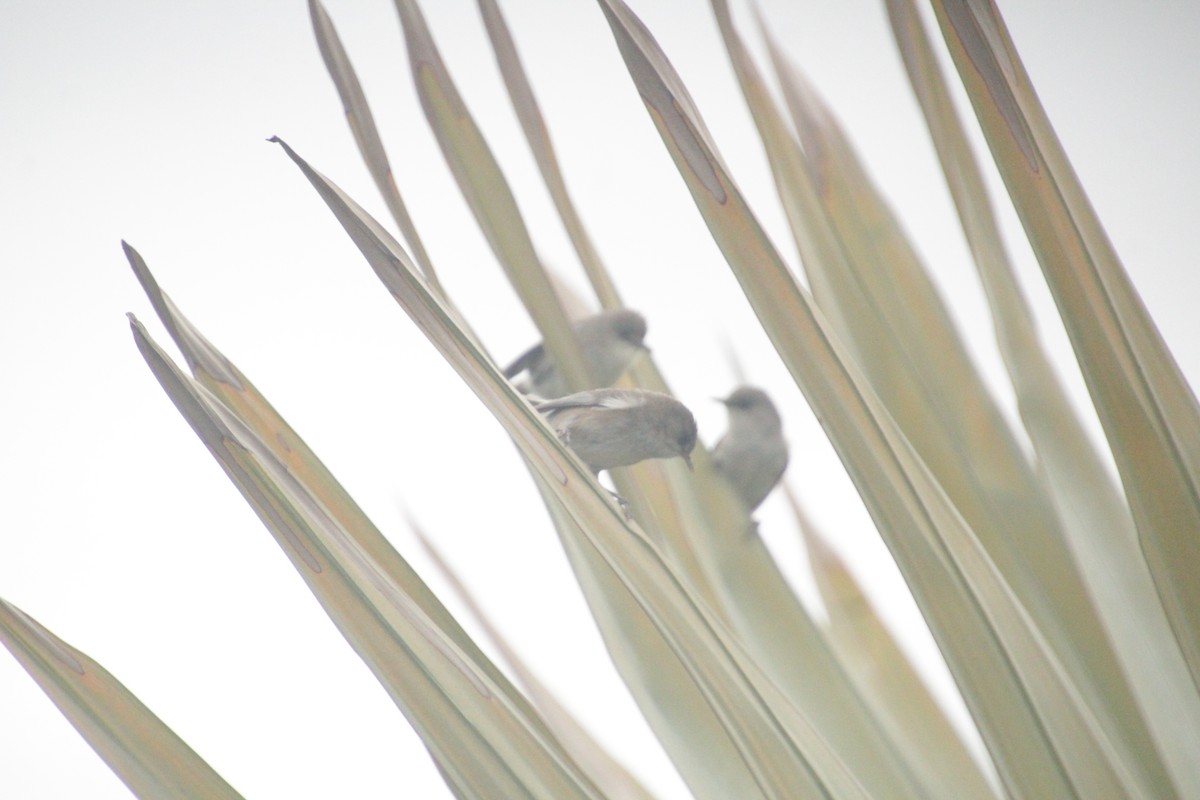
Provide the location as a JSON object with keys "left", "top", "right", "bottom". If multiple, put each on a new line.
{"left": 3, "top": 1, "right": 1198, "bottom": 798}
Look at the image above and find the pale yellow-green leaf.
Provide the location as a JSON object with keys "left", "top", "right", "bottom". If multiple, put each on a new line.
{"left": 124, "top": 242, "right": 534, "bottom": 729}
{"left": 595, "top": 0, "right": 1148, "bottom": 795}
{"left": 391, "top": 0, "right": 588, "bottom": 392}
{"left": 607, "top": 446, "right": 726, "bottom": 617}
{"left": 308, "top": 0, "right": 441, "bottom": 295}
{"left": 657, "top": 431, "right": 932, "bottom": 799}
{"left": 705, "top": 11, "right": 990, "bottom": 792}
{"left": 416, "top": 523, "right": 659, "bottom": 800}
{"left": 754, "top": 22, "right": 1143, "bottom": 787}
{"left": 394, "top": 0, "right": 709, "bottom": 595}
{"left": 887, "top": 0, "right": 1200, "bottom": 793}
{"left": 0, "top": 599, "right": 243, "bottom": 800}
{"left": 929, "top": 0, "right": 1200, "bottom": 693}
{"left": 129, "top": 315, "right": 603, "bottom": 800}
{"left": 431, "top": 0, "right": 723, "bottom": 608}
{"left": 705, "top": 0, "right": 856, "bottom": 339}
{"left": 474, "top": 0, "right": 622, "bottom": 311}
{"left": 273, "top": 134, "right": 875, "bottom": 800}
{"left": 787, "top": 486, "right": 1000, "bottom": 800}
{"left": 538, "top": 477, "right": 780, "bottom": 800}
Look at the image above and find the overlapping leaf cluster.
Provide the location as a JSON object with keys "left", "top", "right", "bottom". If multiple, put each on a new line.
{"left": 4, "top": 2, "right": 1199, "bottom": 798}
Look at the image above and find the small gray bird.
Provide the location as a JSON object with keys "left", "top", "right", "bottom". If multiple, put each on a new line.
{"left": 504, "top": 309, "right": 648, "bottom": 398}
{"left": 535, "top": 388, "right": 697, "bottom": 474}
{"left": 712, "top": 386, "right": 788, "bottom": 511}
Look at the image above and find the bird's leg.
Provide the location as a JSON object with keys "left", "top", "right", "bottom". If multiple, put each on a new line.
{"left": 595, "top": 470, "right": 632, "bottom": 520}
{"left": 608, "top": 488, "right": 632, "bottom": 520}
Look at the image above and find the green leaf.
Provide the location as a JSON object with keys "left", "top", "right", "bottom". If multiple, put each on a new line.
{"left": 474, "top": 0, "right": 623, "bottom": 311}
{"left": 391, "top": 0, "right": 589, "bottom": 392}
{"left": 309, "top": 0, "right": 443, "bottom": 296}
{"left": 124, "top": 241, "right": 529, "bottom": 724}
{"left": 887, "top": 0, "right": 1200, "bottom": 793}
{"left": 272, "top": 133, "right": 875, "bottom": 800}
{"left": 0, "top": 599, "right": 244, "bottom": 800}
{"left": 416, "top": 526, "right": 660, "bottom": 800}
{"left": 929, "top": 0, "right": 1200, "bottom": 696}
{"left": 129, "top": 312, "right": 603, "bottom": 800}
{"left": 752, "top": 18, "right": 1138, "bottom": 779}
{"left": 788, "top": 487, "right": 1000, "bottom": 800}
{"left": 595, "top": 0, "right": 1149, "bottom": 795}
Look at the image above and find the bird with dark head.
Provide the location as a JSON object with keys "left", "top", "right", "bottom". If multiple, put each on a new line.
{"left": 534, "top": 388, "right": 697, "bottom": 474}
{"left": 712, "top": 386, "right": 788, "bottom": 511}
{"left": 504, "top": 309, "right": 648, "bottom": 398}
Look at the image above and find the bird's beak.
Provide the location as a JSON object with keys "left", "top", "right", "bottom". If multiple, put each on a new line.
{"left": 683, "top": 453, "right": 694, "bottom": 472}
{"left": 713, "top": 396, "right": 729, "bottom": 406}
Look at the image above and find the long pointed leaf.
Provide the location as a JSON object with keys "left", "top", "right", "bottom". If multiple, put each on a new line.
{"left": 0, "top": 600, "right": 244, "bottom": 800}
{"left": 787, "top": 487, "right": 1000, "bottom": 800}
{"left": 272, "top": 134, "right": 875, "bottom": 800}
{"left": 887, "top": 0, "right": 1200, "bottom": 793}
{"left": 595, "top": 1, "right": 1147, "bottom": 795}
{"left": 753, "top": 20, "right": 1136, "bottom": 776}
{"left": 124, "top": 241, "right": 536, "bottom": 733}
{"left": 309, "top": 0, "right": 443, "bottom": 296}
{"left": 929, "top": 0, "right": 1200, "bottom": 692}
{"left": 130, "top": 314, "right": 602, "bottom": 800}
{"left": 391, "top": 0, "right": 588, "bottom": 391}
{"left": 474, "top": 0, "right": 622, "bottom": 310}
{"left": 415, "top": 527, "right": 660, "bottom": 800}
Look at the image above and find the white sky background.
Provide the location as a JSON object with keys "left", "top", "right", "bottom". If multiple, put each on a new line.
{"left": 2, "top": 0, "right": 1198, "bottom": 797}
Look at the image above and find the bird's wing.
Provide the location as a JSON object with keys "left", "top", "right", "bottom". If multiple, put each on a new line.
{"left": 535, "top": 389, "right": 641, "bottom": 412}
{"left": 502, "top": 341, "right": 547, "bottom": 378}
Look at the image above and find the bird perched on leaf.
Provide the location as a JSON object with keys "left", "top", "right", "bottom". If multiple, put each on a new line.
{"left": 534, "top": 388, "right": 697, "bottom": 474}
{"left": 504, "top": 309, "right": 648, "bottom": 398}
{"left": 712, "top": 386, "right": 788, "bottom": 511}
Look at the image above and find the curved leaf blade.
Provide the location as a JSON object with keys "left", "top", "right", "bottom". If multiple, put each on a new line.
{"left": 887, "top": 0, "right": 1200, "bottom": 793}
{"left": 474, "top": 0, "right": 622, "bottom": 310}
{"left": 930, "top": 0, "right": 1200, "bottom": 693}
{"left": 416, "top": 526, "right": 660, "bottom": 800}
{"left": 0, "top": 599, "right": 244, "bottom": 800}
{"left": 272, "top": 134, "right": 874, "bottom": 800}
{"left": 594, "top": 1, "right": 1147, "bottom": 796}
{"left": 130, "top": 314, "right": 603, "bottom": 800}
{"left": 309, "top": 0, "right": 443, "bottom": 295}
{"left": 392, "top": 0, "right": 589, "bottom": 391}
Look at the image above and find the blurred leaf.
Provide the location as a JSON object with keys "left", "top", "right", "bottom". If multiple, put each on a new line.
{"left": 787, "top": 486, "right": 1000, "bottom": 800}
{"left": 703, "top": 14, "right": 992, "bottom": 792}
{"left": 475, "top": 0, "right": 622, "bottom": 310}
{"left": 929, "top": 0, "right": 1200, "bottom": 693}
{"left": 124, "top": 242, "right": 527, "bottom": 721}
{"left": 705, "top": 1, "right": 857, "bottom": 343}
{"left": 469, "top": 0, "right": 733, "bottom": 612}
{"left": 415, "top": 526, "right": 659, "bottom": 800}
{"left": 274, "top": 134, "right": 878, "bottom": 800}
{"left": 540, "top": 475, "right": 801, "bottom": 800}
{"left": 309, "top": 0, "right": 442, "bottom": 295}
{"left": 391, "top": 0, "right": 713, "bottom": 599}
{"left": 670, "top": 442, "right": 931, "bottom": 799}
{"left": 596, "top": 0, "right": 1150, "bottom": 795}
{"left": 131, "top": 314, "right": 603, "bottom": 800}
{"left": 751, "top": 16, "right": 1139, "bottom": 782}
{"left": 391, "top": 0, "right": 589, "bottom": 392}
{"left": 0, "top": 599, "right": 243, "bottom": 800}
{"left": 886, "top": 0, "right": 1200, "bottom": 794}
